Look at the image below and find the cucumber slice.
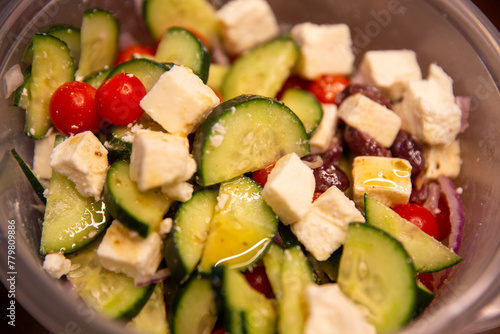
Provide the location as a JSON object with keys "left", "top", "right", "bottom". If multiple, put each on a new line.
{"left": 155, "top": 27, "right": 210, "bottom": 83}
{"left": 143, "top": 0, "right": 218, "bottom": 43}
{"left": 338, "top": 223, "right": 417, "bottom": 333}
{"left": 10, "top": 148, "right": 46, "bottom": 205}
{"left": 281, "top": 89, "right": 323, "bottom": 136}
{"left": 83, "top": 68, "right": 113, "bottom": 89}
{"left": 26, "top": 34, "right": 75, "bottom": 139}
{"left": 262, "top": 243, "right": 284, "bottom": 300}
{"left": 169, "top": 277, "right": 217, "bottom": 334}
{"left": 415, "top": 281, "right": 435, "bottom": 317}
{"left": 12, "top": 66, "right": 32, "bottom": 108}
{"left": 198, "top": 176, "right": 278, "bottom": 273}
{"left": 106, "top": 59, "right": 170, "bottom": 91}
{"left": 103, "top": 160, "right": 171, "bottom": 238}
{"left": 164, "top": 188, "right": 218, "bottom": 284}
{"left": 212, "top": 266, "right": 276, "bottom": 334}
{"left": 127, "top": 283, "right": 169, "bottom": 334}
{"left": 221, "top": 37, "right": 299, "bottom": 100}
{"left": 67, "top": 238, "right": 155, "bottom": 320}
{"left": 76, "top": 9, "right": 119, "bottom": 80}
{"left": 364, "top": 194, "right": 462, "bottom": 272}
{"left": 207, "top": 63, "right": 229, "bottom": 92}
{"left": 43, "top": 25, "right": 81, "bottom": 64}
{"left": 193, "top": 95, "right": 310, "bottom": 186}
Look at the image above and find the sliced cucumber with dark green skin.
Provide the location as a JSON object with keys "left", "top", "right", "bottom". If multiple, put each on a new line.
{"left": 221, "top": 37, "right": 299, "bottom": 100}
{"left": 103, "top": 160, "right": 171, "bottom": 238}
{"left": 338, "top": 223, "right": 417, "bottom": 333}
{"left": 169, "top": 276, "right": 217, "bottom": 334}
{"left": 76, "top": 8, "right": 119, "bottom": 80}
{"left": 143, "top": 0, "right": 219, "bottom": 43}
{"left": 12, "top": 65, "right": 32, "bottom": 108}
{"left": 26, "top": 34, "right": 75, "bottom": 139}
{"left": 263, "top": 243, "right": 283, "bottom": 300}
{"left": 155, "top": 27, "right": 210, "bottom": 83}
{"left": 43, "top": 25, "right": 81, "bottom": 64}
{"left": 10, "top": 148, "right": 46, "bottom": 205}
{"left": 106, "top": 58, "right": 171, "bottom": 91}
{"left": 127, "top": 283, "right": 169, "bottom": 334}
{"left": 364, "top": 194, "right": 462, "bottom": 272}
{"left": 164, "top": 188, "right": 218, "bottom": 284}
{"left": 212, "top": 266, "right": 276, "bottom": 334}
{"left": 281, "top": 88, "right": 323, "bottom": 136}
{"left": 193, "top": 95, "right": 310, "bottom": 186}
{"left": 83, "top": 68, "right": 113, "bottom": 89}
{"left": 198, "top": 176, "right": 278, "bottom": 273}
{"left": 414, "top": 281, "right": 435, "bottom": 317}
{"left": 67, "top": 237, "right": 155, "bottom": 320}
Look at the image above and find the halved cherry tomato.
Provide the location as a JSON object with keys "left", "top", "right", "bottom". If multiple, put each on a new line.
{"left": 114, "top": 44, "right": 155, "bottom": 66}
{"left": 393, "top": 203, "right": 439, "bottom": 239}
{"left": 308, "top": 75, "right": 350, "bottom": 104}
{"left": 50, "top": 81, "right": 101, "bottom": 135}
{"left": 95, "top": 73, "right": 146, "bottom": 126}
{"left": 251, "top": 164, "right": 275, "bottom": 188}
{"left": 435, "top": 196, "right": 452, "bottom": 241}
{"left": 244, "top": 264, "right": 274, "bottom": 298}
{"left": 418, "top": 272, "right": 435, "bottom": 292}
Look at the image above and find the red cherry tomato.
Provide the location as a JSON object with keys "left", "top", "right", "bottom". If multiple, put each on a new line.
{"left": 393, "top": 203, "right": 439, "bottom": 239}
{"left": 50, "top": 81, "right": 101, "bottom": 135}
{"left": 244, "top": 265, "right": 274, "bottom": 298}
{"left": 212, "top": 329, "right": 225, "bottom": 334}
{"left": 276, "top": 75, "right": 311, "bottom": 99}
{"left": 308, "top": 75, "right": 350, "bottom": 103}
{"left": 95, "top": 73, "right": 147, "bottom": 126}
{"left": 435, "top": 196, "right": 452, "bottom": 241}
{"left": 418, "top": 272, "right": 435, "bottom": 292}
{"left": 251, "top": 164, "right": 275, "bottom": 188}
{"left": 115, "top": 44, "right": 155, "bottom": 66}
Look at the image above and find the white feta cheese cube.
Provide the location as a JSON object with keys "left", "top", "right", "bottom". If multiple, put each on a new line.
{"left": 394, "top": 63, "right": 461, "bottom": 145}
{"left": 358, "top": 50, "right": 422, "bottom": 101}
{"left": 352, "top": 156, "right": 412, "bottom": 208}
{"left": 217, "top": 0, "right": 279, "bottom": 55}
{"left": 262, "top": 153, "right": 315, "bottom": 225}
{"left": 309, "top": 103, "right": 338, "bottom": 154}
{"left": 140, "top": 65, "right": 220, "bottom": 136}
{"left": 291, "top": 23, "right": 354, "bottom": 79}
{"left": 424, "top": 140, "right": 462, "bottom": 180}
{"left": 97, "top": 220, "right": 163, "bottom": 279}
{"left": 161, "top": 181, "right": 194, "bottom": 202}
{"left": 159, "top": 217, "right": 173, "bottom": 237}
{"left": 304, "top": 284, "right": 376, "bottom": 334}
{"left": 50, "top": 131, "right": 108, "bottom": 199}
{"left": 291, "top": 186, "right": 364, "bottom": 261}
{"left": 338, "top": 93, "right": 401, "bottom": 147}
{"left": 43, "top": 253, "right": 71, "bottom": 279}
{"left": 33, "top": 132, "right": 56, "bottom": 179}
{"left": 130, "top": 130, "right": 196, "bottom": 191}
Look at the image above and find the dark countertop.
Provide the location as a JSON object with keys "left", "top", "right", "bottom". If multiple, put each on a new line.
{"left": 2, "top": 1, "right": 500, "bottom": 333}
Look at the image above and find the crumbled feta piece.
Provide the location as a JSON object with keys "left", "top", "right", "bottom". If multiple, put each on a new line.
{"left": 291, "top": 186, "right": 364, "bottom": 261}
{"left": 358, "top": 50, "right": 422, "bottom": 101}
{"left": 161, "top": 181, "right": 194, "bottom": 202}
{"left": 217, "top": 0, "right": 279, "bottom": 55}
{"left": 291, "top": 23, "right": 354, "bottom": 79}
{"left": 424, "top": 140, "right": 462, "bottom": 179}
{"left": 338, "top": 93, "right": 401, "bottom": 147}
{"left": 50, "top": 131, "right": 108, "bottom": 200}
{"left": 97, "top": 220, "right": 163, "bottom": 279}
{"left": 262, "top": 153, "right": 315, "bottom": 225}
{"left": 352, "top": 156, "right": 412, "bottom": 208}
{"left": 140, "top": 65, "right": 220, "bottom": 136}
{"left": 43, "top": 253, "right": 71, "bottom": 279}
{"left": 129, "top": 130, "right": 196, "bottom": 191}
{"left": 159, "top": 217, "right": 173, "bottom": 237}
{"left": 309, "top": 104, "right": 338, "bottom": 154}
{"left": 33, "top": 132, "right": 56, "bottom": 179}
{"left": 394, "top": 63, "right": 461, "bottom": 145}
{"left": 304, "top": 284, "right": 376, "bottom": 334}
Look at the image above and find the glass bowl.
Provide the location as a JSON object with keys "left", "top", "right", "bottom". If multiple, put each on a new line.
{"left": 1, "top": 0, "right": 499, "bottom": 333}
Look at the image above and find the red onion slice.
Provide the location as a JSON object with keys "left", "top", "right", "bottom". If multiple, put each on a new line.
{"left": 456, "top": 96, "right": 471, "bottom": 133}
{"left": 437, "top": 175, "right": 465, "bottom": 254}
{"left": 134, "top": 268, "right": 171, "bottom": 287}
{"left": 423, "top": 182, "right": 441, "bottom": 215}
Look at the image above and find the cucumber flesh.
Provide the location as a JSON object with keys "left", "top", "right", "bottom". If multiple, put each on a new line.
{"left": 10, "top": 148, "right": 46, "bottom": 205}
{"left": 83, "top": 68, "right": 113, "bottom": 89}
{"left": 106, "top": 58, "right": 170, "bottom": 91}
{"left": 155, "top": 27, "right": 210, "bottom": 83}
{"left": 169, "top": 277, "right": 217, "bottom": 334}
{"left": 364, "top": 194, "right": 462, "bottom": 272}
{"left": 262, "top": 243, "right": 284, "bottom": 300}
{"left": 338, "top": 223, "right": 417, "bottom": 333}
{"left": 198, "top": 176, "right": 278, "bottom": 273}
{"left": 193, "top": 95, "right": 310, "bottom": 186}
{"left": 281, "top": 88, "right": 323, "bottom": 136}
{"left": 43, "top": 25, "right": 81, "bottom": 64}
{"left": 67, "top": 238, "right": 155, "bottom": 320}
{"left": 164, "top": 188, "right": 218, "bottom": 284}
{"left": 76, "top": 9, "right": 119, "bottom": 80}
{"left": 126, "top": 283, "right": 169, "bottom": 334}
{"left": 221, "top": 37, "right": 299, "bottom": 100}
{"left": 103, "top": 160, "right": 171, "bottom": 238}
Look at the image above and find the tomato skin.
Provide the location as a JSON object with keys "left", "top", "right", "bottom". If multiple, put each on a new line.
{"left": 50, "top": 81, "right": 101, "bottom": 135}
{"left": 308, "top": 75, "right": 350, "bottom": 104}
{"left": 251, "top": 164, "right": 275, "bottom": 188}
{"left": 276, "top": 75, "right": 311, "bottom": 99}
{"left": 244, "top": 265, "right": 274, "bottom": 298}
{"left": 95, "top": 73, "right": 147, "bottom": 126}
{"left": 393, "top": 203, "right": 439, "bottom": 239}
{"left": 418, "top": 272, "right": 435, "bottom": 292}
{"left": 115, "top": 45, "right": 155, "bottom": 66}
